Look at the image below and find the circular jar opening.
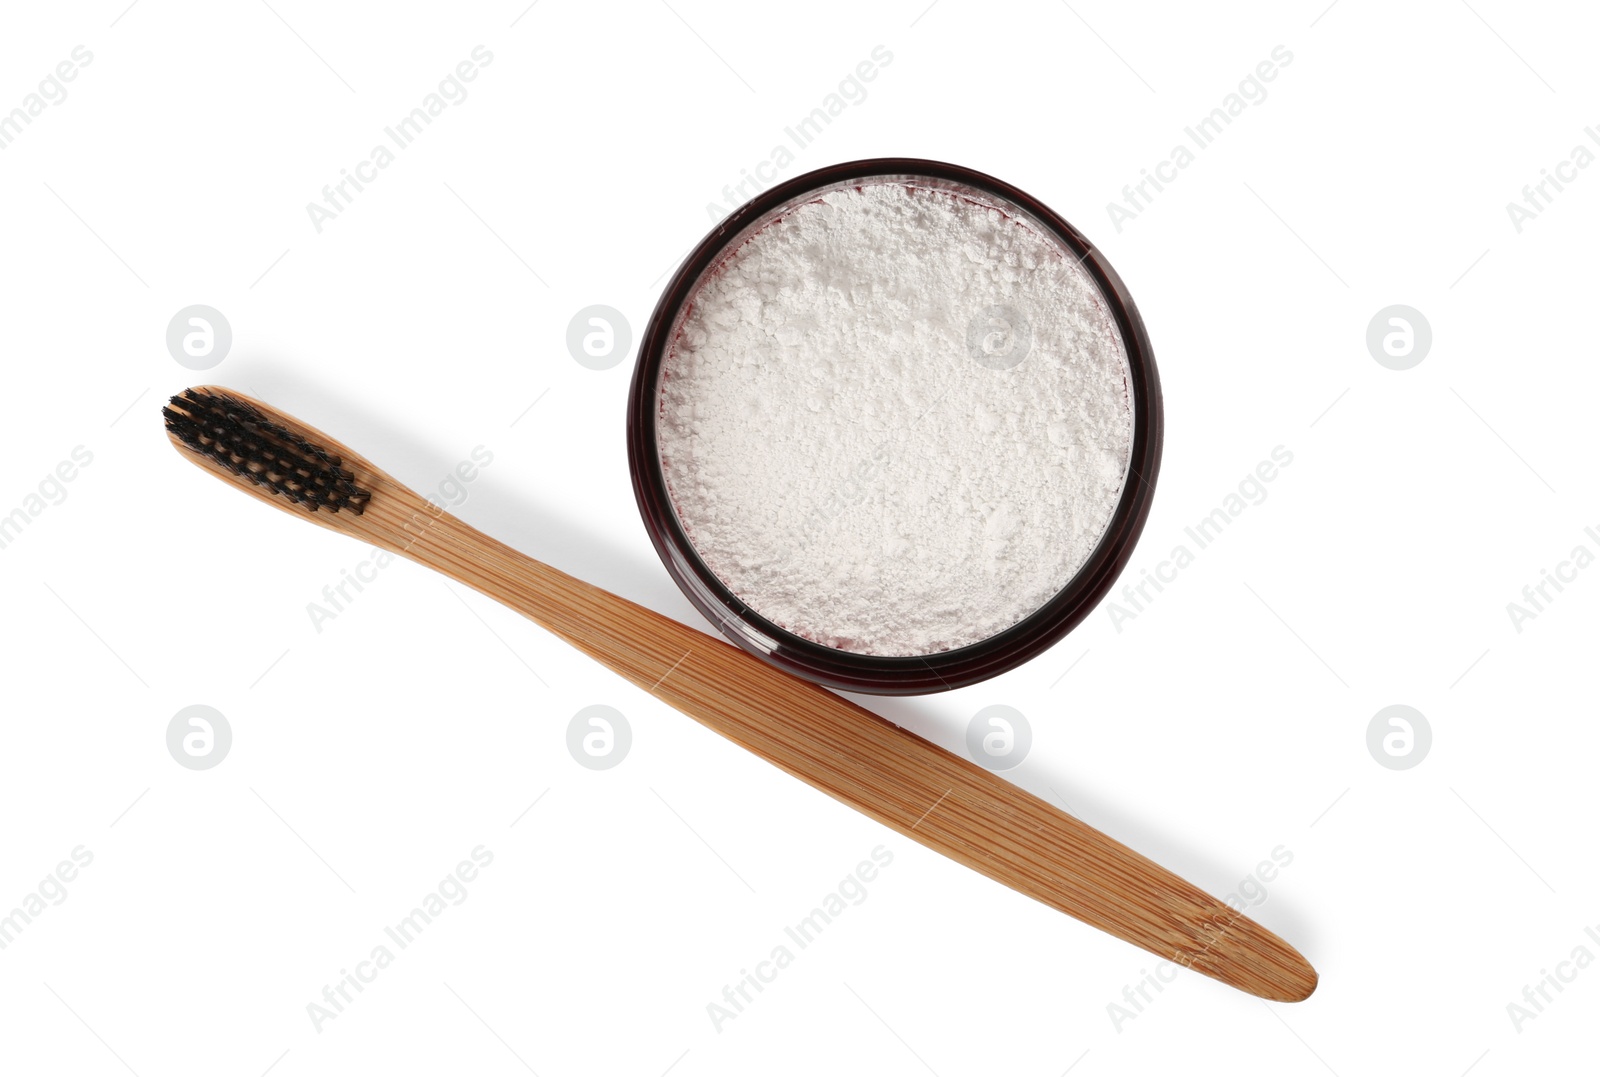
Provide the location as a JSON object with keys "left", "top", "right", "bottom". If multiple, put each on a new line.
{"left": 628, "top": 159, "right": 1162, "bottom": 694}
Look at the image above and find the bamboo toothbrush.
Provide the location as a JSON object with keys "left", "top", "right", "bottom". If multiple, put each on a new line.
{"left": 163, "top": 386, "right": 1317, "bottom": 1002}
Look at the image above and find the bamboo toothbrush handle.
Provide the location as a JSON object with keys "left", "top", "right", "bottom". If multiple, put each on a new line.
{"left": 402, "top": 509, "right": 1317, "bottom": 1002}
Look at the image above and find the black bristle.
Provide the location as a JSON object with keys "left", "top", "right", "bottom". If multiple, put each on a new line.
{"left": 165, "top": 388, "right": 372, "bottom": 514}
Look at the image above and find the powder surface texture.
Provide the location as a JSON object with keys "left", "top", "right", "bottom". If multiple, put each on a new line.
{"left": 657, "top": 181, "right": 1134, "bottom": 657}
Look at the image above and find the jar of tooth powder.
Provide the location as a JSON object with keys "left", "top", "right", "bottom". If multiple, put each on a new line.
{"left": 628, "top": 159, "right": 1162, "bottom": 694}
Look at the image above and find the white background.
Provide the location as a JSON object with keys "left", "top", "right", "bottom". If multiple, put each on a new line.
{"left": 2, "top": 1, "right": 1597, "bottom": 1074}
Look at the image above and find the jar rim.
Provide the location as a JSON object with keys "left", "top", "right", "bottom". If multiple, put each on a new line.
{"left": 626, "top": 158, "right": 1164, "bottom": 695}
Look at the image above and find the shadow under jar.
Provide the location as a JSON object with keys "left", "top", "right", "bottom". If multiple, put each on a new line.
{"left": 627, "top": 159, "right": 1163, "bottom": 694}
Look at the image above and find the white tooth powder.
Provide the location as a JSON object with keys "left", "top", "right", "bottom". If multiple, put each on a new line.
{"left": 657, "top": 181, "right": 1135, "bottom": 657}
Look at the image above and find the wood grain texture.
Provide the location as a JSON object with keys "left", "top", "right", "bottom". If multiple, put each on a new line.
{"left": 168, "top": 386, "right": 1317, "bottom": 1002}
